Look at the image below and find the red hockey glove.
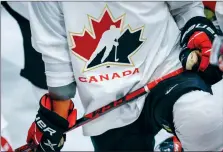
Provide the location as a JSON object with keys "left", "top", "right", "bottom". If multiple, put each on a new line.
{"left": 179, "top": 16, "right": 222, "bottom": 84}
{"left": 26, "top": 94, "right": 77, "bottom": 152}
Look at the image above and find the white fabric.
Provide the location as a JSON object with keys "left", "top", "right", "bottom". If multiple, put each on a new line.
{"left": 173, "top": 90, "right": 223, "bottom": 151}
{"left": 167, "top": 2, "right": 204, "bottom": 29}
{"left": 7, "top": 2, "right": 29, "bottom": 19}
{"left": 28, "top": 2, "right": 204, "bottom": 136}
{"left": 216, "top": 2, "right": 223, "bottom": 32}
{"left": 1, "top": 115, "right": 8, "bottom": 131}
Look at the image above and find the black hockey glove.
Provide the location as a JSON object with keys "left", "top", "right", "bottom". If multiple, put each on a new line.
{"left": 26, "top": 94, "right": 77, "bottom": 152}
{"left": 179, "top": 16, "right": 222, "bottom": 85}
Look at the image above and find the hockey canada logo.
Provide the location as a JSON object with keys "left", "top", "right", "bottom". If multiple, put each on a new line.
{"left": 70, "top": 6, "right": 146, "bottom": 72}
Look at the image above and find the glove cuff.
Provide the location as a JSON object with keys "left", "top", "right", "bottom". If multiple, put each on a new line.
{"left": 180, "top": 16, "right": 218, "bottom": 46}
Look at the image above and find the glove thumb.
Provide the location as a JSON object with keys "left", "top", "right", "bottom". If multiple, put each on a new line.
{"left": 67, "top": 109, "right": 77, "bottom": 128}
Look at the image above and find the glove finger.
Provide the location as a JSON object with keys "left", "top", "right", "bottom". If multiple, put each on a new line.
{"left": 68, "top": 109, "right": 77, "bottom": 128}
{"left": 26, "top": 123, "right": 43, "bottom": 145}
{"left": 26, "top": 122, "right": 35, "bottom": 143}
{"left": 187, "top": 32, "right": 211, "bottom": 49}
{"left": 69, "top": 101, "right": 74, "bottom": 111}
{"left": 187, "top": 31, "right": 212, "bottom": 71}
{"left": 199, "top": 39, "right": 212, "bottom": 71}
{"left": 199, "top": 54, "right": 210, "bottom": 71}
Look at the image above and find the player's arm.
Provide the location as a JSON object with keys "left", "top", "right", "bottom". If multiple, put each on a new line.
{"left": 27, "top": 2, "right": 77, "bottom": 151}
{"left": 29, "top": 1, "right": 76, "bottom": 115}
{"left": 49, "top": 83, "right": 77, "bottom": 119}
{"left": 167, "top": 2, "right": 222, "bottom": 84}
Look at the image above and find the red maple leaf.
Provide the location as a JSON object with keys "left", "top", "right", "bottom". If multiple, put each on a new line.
{"left": 71, "top": 9, "right": 122, "bottom": 60}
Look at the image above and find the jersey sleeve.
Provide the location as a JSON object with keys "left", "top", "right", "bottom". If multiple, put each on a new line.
{"left": 167, "top": 2, "right": 205, "bottom": 29}
{"left": 28, "top": 2, "right": 75, "bottom": 88}
{"left": 216, "top": 2, "right": 223, "bottom": 32}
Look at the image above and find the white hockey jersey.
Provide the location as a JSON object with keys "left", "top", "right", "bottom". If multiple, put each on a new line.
{"left": 28, "top": 2, "right": 205, "bottom": 136}
{"left": 216, "top": 2, "right": 223, "bottom": 32}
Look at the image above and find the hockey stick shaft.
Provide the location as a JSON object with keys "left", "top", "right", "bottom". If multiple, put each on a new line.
{"left": 15, "top": 68, "right": 183, "bottom": 152}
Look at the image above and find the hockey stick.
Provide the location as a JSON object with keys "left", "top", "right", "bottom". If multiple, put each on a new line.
{"left": 15, "top": 68, "right": 183, "bottom": 152}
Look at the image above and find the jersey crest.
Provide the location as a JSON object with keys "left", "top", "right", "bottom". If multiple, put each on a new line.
{"left": 70, "top": 5, "right": 146, "bottom": 72}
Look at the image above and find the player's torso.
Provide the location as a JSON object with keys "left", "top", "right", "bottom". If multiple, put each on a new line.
{"left": 60, "top": 2, "right": 181, "bottom": 112}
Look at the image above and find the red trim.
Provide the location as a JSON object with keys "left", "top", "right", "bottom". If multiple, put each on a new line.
{"left": 125, "top": 87, "right": 145, "bottom": 100}
{"left": 203, "top": 1, "right": 216, "bottom": 12}
{"left": 147, "top": 68, "right": 184, "bottom": 90}
{"left": 173, "top": 136, "right": 182, "bottom": 152}
{"left": 1, "top": 136, "right": 13, "bottom": 152}
{"left": 126, "top": 68, "right": 183, "bottom": 100}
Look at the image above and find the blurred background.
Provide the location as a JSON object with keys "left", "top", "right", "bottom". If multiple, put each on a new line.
{"left": 1, "top": 1, "right": 222, "bottom": 151}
